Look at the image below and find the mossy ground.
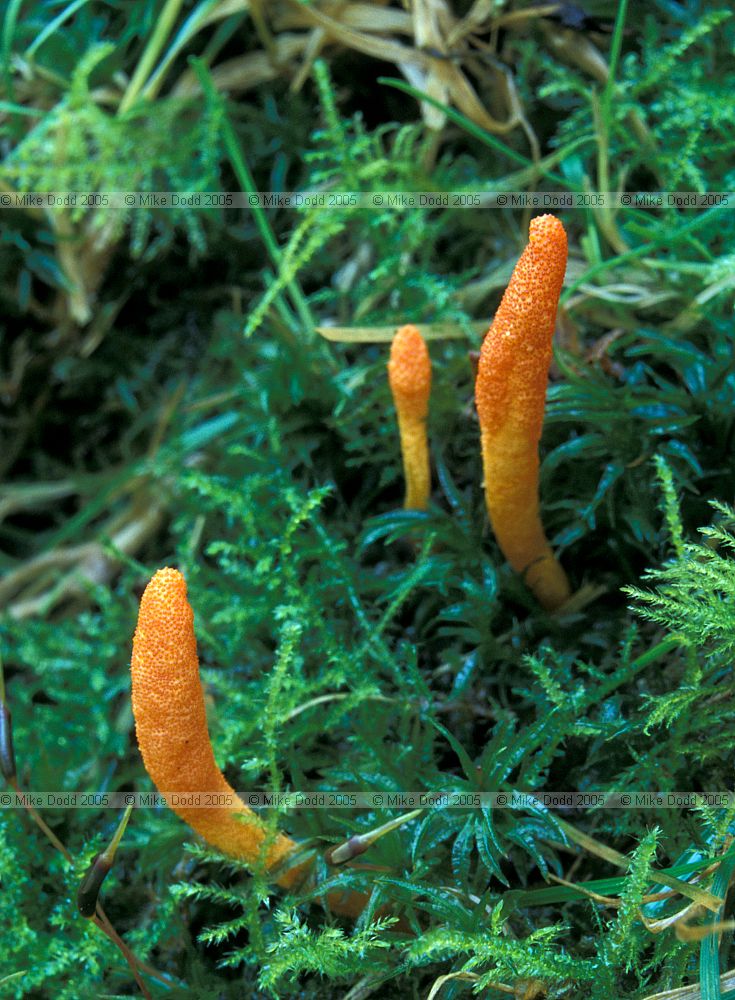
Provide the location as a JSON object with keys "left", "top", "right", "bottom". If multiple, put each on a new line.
{"left": 2, "top": 2, "right": 735, "bottom": 997}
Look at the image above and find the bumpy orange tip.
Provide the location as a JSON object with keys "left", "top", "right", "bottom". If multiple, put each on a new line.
{"left": 475, "top": 214, "right": 567, "bottom": 440}
{"left": 388, "top": 324, "right": 431, "bottom": 421}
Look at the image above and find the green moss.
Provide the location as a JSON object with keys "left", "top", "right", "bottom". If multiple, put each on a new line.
{"left": 2, "top": 4, "right": 735, "bottom": 997}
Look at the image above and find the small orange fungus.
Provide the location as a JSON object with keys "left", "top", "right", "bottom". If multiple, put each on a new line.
{"left": 388, "top": 324, "right": 432, "bottom": 510}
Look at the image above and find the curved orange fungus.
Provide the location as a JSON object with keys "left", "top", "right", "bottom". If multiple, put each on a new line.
{"left": 131, "top": 569, "right": 302, "bottom": 882}
{"left": 130, "top": 568, "right": 368, "bottom": 917}
{"left": 474, "top": 214, "right": 571, "bottom": 612}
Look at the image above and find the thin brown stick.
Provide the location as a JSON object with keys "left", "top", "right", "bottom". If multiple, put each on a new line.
{"left": 94, "top": 909, "right": 151, "bottom": 999}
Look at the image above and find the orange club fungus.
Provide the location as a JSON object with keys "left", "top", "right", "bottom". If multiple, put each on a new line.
{"left": 130, "top": 567, "right": 379, "bottom": 919}
{"left": 474, "top": 214, "right": 571, "bottom": 612}
{"left": 388, "top": 324, "right": 432, "bottom": 510}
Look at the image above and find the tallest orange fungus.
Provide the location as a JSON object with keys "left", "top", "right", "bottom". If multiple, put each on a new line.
{"left": 474, "top": 214, "right": 571, "bottom": 612}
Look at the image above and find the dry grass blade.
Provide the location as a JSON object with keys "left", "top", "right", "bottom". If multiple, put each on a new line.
{"left": 638, "top": 900, "right": 700, "bottom": 934}
{"left": 173, "top": 34, "right": 307, "bottom": 97}
{"left": 555, "top": 818, "right": 724, "bottom": 913}
{"left": 427, "top": 971, "right": 483, "bottom": 999}
{"left": 547, "top": 873, "right": 621, "bottom": 905}
{"left": 317, "top": 323, "right": 481, "bottom": 342}
{"left": 0, "top": 481, "right": 78, "bottom": 524}
{"left": 674, "top": 918, "right": 735, "bottom": 942}
{"left": 192, "top": 0, "right": 533, "bottom": 136}
{"left": 540, "top": 20, "right": 609, "bottom": 85}
{"left": 407, "top": 0, "right": 451, "bottom": 130}
{"left": 2, "top": 502, "right": 164, "bottom": 618}
{"left": 282, "top": 3, "right": 431, "bottom": 69}
{"left": 275, "top": 3, "right": 413, "bottom": 37}
{"left": 643, "top": 968, "right": 735, "bottom": 1000}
